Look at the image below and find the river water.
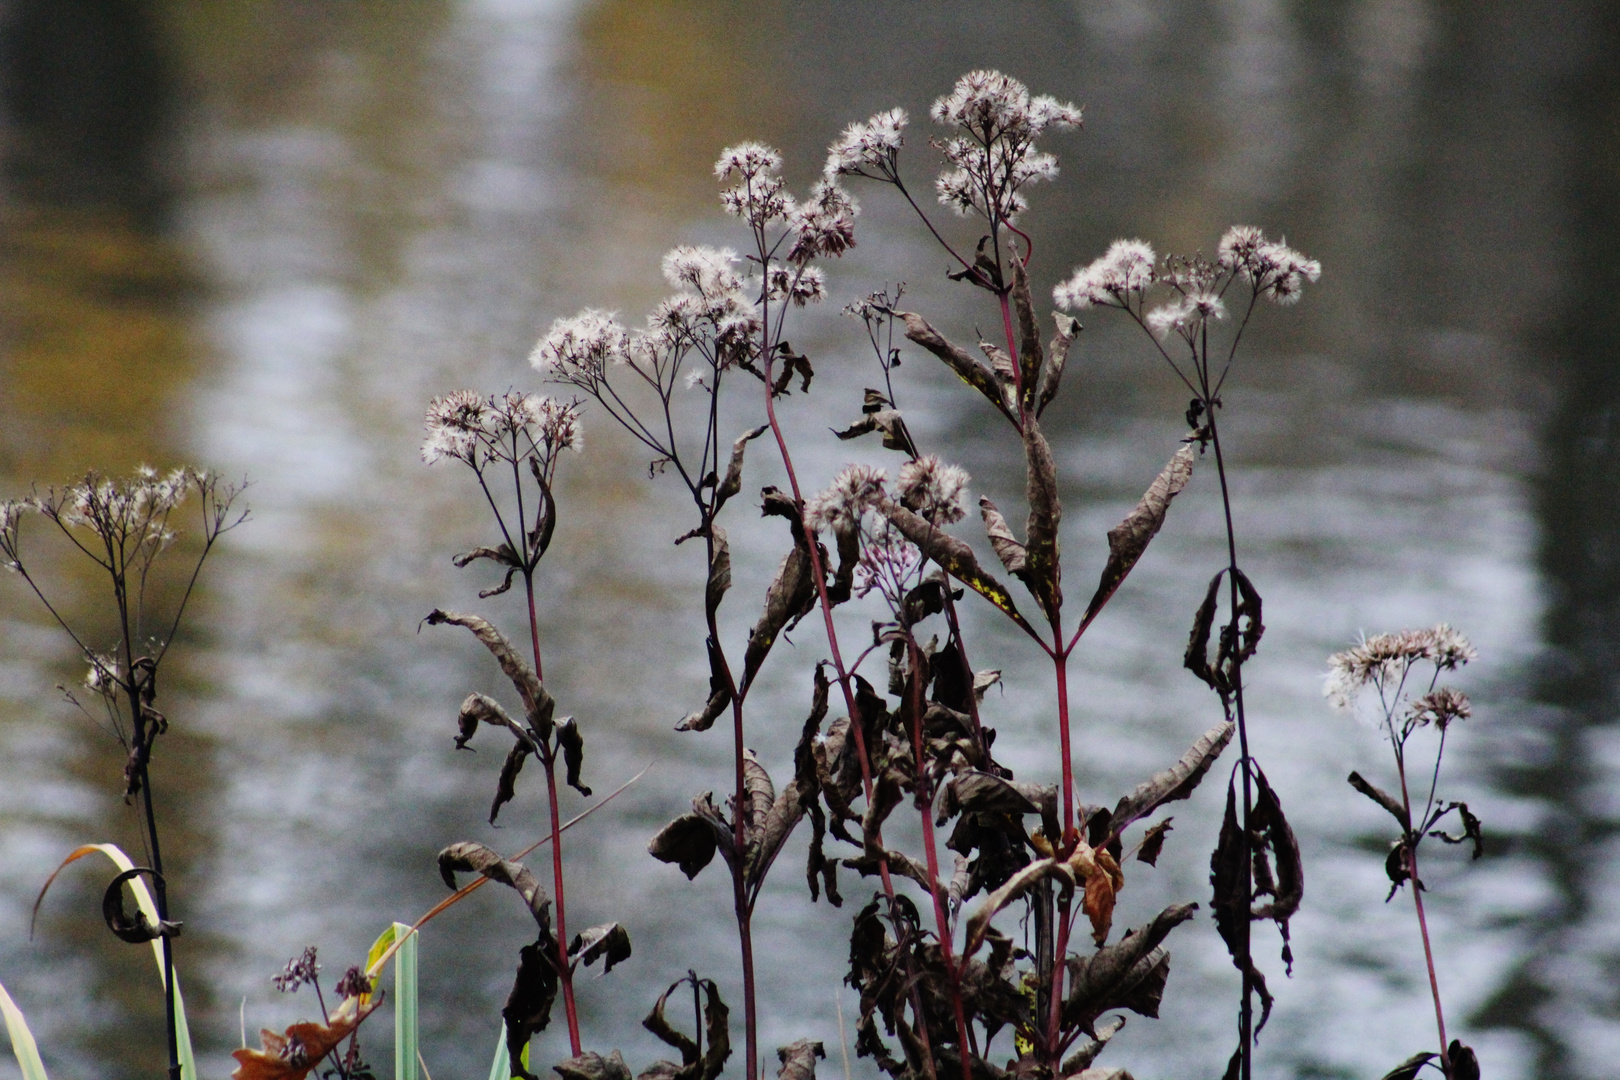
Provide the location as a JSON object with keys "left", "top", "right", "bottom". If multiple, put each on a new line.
{"left": 1, "top": 2, "right": 1615, "bottom": 1078}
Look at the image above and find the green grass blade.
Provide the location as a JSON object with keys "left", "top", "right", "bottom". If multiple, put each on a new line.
{"left": 34, "top": 844, "right": 194, "bottom": 1080}
{"left": 0, "top": 977, "right": 50, "bottom": 1080}
{"left": 487, "top": 1022, "right": 511, "bottom": 1080}
{"left": 393, "top": 922, "right": 418, "bottom": 1080}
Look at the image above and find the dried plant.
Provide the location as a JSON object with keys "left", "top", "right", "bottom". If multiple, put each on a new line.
{"left": 1329, "top": 627, "right": 1484, "bottom": 1080}
{"left": 1, "top": 468, "right": 244, "bottom": 1080}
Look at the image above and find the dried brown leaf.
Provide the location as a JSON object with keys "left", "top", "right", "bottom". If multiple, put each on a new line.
{"left": 1037, "top": 313, "right": 1081, "bottom": 418}
{"left": 1079, "top": 442, "right": 1196, "bottom": 631}
{"left": 979, "top": 497, "right": 1027, "bottom": 576}
{"left": 1023, "top": 418, "right": 1063, "bottom": 619}
{"left": 775, "top": 1040, "right": 825, "bottom": 1080}
{"left": 648, "top": 812, "right": 722, "bottom": 880}
{"left": 1062, "top": 903, "right": 1196, "bottom": 1037}
{"left": 1348, "top": 771, "right": 1411, "bottom": 831}
{"left": 899, "top": 311, "right": 1016, "bottom": 425}
{"left": 557, "top": 717, "right": 591, "bottom": 796}
{"left": 714, "top": 426, "right": 769, "bottom": 513}
{"left": 555, "top": 1052, "right": 632, "bottom": 1080}
{"left": 874, "top": 494, "right": 1032, "bottom": 634}
{"left": 230, "top": 999, "right": 380, "bottom": 1080}
{"left": 438, "top": 841, "right": 550, "bottom": 929}
{"left": 1136, "top": 820, "right": 1173, "bottom": 867}
{"left": 569, "top": 922, "right": 631, "bottom": 974}
{"left": 1010, "top": 252, "right": 1044, "bottom": 411}
{"left": 490, "top": 742, "right": 532, "bottom": 824}
{"left": 424, "top": 609, "right": 556, "bottom": 737}
{"left": 1108, "top": 721, "right": 1234, "bottom": 841}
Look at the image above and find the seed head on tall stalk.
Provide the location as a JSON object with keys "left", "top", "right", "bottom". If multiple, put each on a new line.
{"left": 1, "top": 467, "right": 245, "bottom": 1080}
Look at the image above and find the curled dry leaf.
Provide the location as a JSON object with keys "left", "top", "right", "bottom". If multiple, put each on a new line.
{"left": 1023, "top": 418, "right": 1063, "bottom": 619}
{"left": 490, "top": 742, "right": 532, "bottom": 824}
{"left": 1038, "top": 313, "right": 1081, "bottom": 418}
{"left": 1376, "top": 1052, "right": 1436, "bottom": 1080}
{"left": 642, "top": 976, "right": 731, "bottom": 1080}
{"left": 979, "top": 497, "right": 1027, "bottom": 576}
{"left": 1060, "top": 1015, "right": 1124, "bottom": 1075}
{"left": 740, "top": 489, "right": 819, "bottom": 693}
{"left": 102, "top": 868, "right": 180, "bottom": 943}
{"left": 648, "top": 810, "right": 722, "bottom": 880}
{"left": 874, "top": 493, "right": 1032, "bottom": 634}
{"left": 1136, "top": 820, "right": 1173, "bottom": 867}
{"left": 455, "top": 692, "right": 517, "bottom": 750}
{"left": 713, "top": 425, "right": 770, "bottom": 513}
{"left": 505, "top": 939, "right": 561, "bottom": 1080}
{"left": 569, "top": 922, "right": 632, "bottom": 974}
{"left": 834, "top": 392, "right": 918, "bottom": 457}
{"left": 1009, "top": 252, "right": 1044, "bottom": 412}
{"left": 1062, "top": 902, "right": 1196, "bottom": 1038}
{"left": 1208, "top": 779, "right": 1276, "bottom": 1032}
{"left": 558, "top": 717, "right": 591, "bottom": 796}
{"left": 1080, "top": 441, "right": 1195, "bottom": 632}
{"left": 230, "top": 998, "right": 380, "bottom": 1080}
{"left": 424, "top": 609, "right": 556, "bottom": 738}
{"left": 775, "top": 1039, "right": 826, "bottom": 1080}
{"left": 1348, "top": 771, "right": 1410, "bottom": 832}
{"left": 1108, "top": 720, "right": 1234, "bottom": 843}
{"left": 677, "top": 637, "right": 732, "bottom": 733}
{"left": 437, "top": 842, "right": 550, "bottom": 929}
{"left": 555, "top": 1051, "right": 632, "bottom": 1080}
{"left": 899, "top": 311, "right": 1017, "bottom": 427}
{"left": 1429, "top": 801, "right": 1484, "bottom": 860}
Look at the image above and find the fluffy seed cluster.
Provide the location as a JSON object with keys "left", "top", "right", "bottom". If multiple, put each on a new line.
{"left": 530, "top": 309, "right": 630, "bottom": 388}
{"left": 84, "top": 653, "right": 122, "bottom": 698}
{"left": 766, "top": 265, "right": 827, "bottom": 308}
{"left": 824, "top": 108, "right": 908, "bottom": 181}
{"left": 716, "top": 142, "right": 794, "bottom": 227}
{"left": 1053, "top": 239, "right": 1157, "bottom": 310}
{"left": 896, "top": 455, "right": 970, "bottom": 524}
{"left": 1218, "top": 225, "right": 1321, "bottom": 304}
{"left": 1324, "top": 624, "right": 1476, "bottom": 708}
{"left": 1145, "top": 291, "right": 1226, "bottom": 341}
{"left": 929, "top": 70, "right": 1081, "bottom": 224}
{"left": 786, "top": 180, "right": 859, "bottom": 265}
{"left": 421, "top": 390, "right": 582, "bottom": 465}
{"left": 1408, "top": 687, "right": 1472, "bottom": 731}
{"left": 652, "top": 246, "right": 761, "bottom": 352}
{"left": 804, "top": 464, "right": 887, "bottom": 534}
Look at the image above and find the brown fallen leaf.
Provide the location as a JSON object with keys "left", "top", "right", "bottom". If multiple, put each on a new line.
{"left": 231, "top": 998, "right": 379, "bottom": 1080}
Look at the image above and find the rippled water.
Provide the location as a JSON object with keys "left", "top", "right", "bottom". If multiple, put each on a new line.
{"left": 1, "top": 3, "right": 1616, "bottom": 1079}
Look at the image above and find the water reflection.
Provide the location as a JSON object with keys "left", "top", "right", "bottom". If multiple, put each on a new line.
{"left": 0, "top": 2, "right": 1613, "bottom": 1079}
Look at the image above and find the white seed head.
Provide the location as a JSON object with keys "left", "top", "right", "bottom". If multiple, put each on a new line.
{"left": 896, "top": 455, "right": 970, "bottom": 524}
{"left": 1053, "top": 239, "right": 1157, "bottom": 310}
{"left": 825, "top": 108, "right": 908, "bottom": 180}
{"left": 805, "top": 464, "right": 887, "bottom": 533}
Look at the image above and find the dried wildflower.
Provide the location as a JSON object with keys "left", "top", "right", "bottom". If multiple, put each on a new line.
{"left": 928, "top": 70, "right": 1080, "bottom": 224}
{"left": 662, "top": 246, "right": 743, "bottom": 296}
{"left": 896, "top": 455, "right": 969, "bottom": 524}
{"left": 1408, "top": 687, "right": 1471, "bottom": 731}
{"left": 804, "top": 464, "right": 886, "bottom": 534}
{"left": 530, "top": 309, "right": 630, "bottom": 388}
{"left": 1218, "top": 225, "right": 1321, "bottom": 305}
{"left": 825, "top": 108, "right": 908, "bottom": 181}
{"left": 1053, "top": 239, "right": 1157, "bottom": 310}
{"left": 333, "top": 967, "right": 373, "bottom": 1000}
{"left": 535, "top": 396, "right": 584, "bottom": 454}
{"left": 1145, "top": 291, "right": 1226, "bottom": 341}
{"left": 0, "top": 499, "right": 29, "bottom": 569}
{"left": 274, "top": 946, "right": 321, "bottom": 993}
{"left": 1324, "top": 624, "right": 1476, "bottom": 708}
{"left": 716, "top": 142, "right": 794, "bottom": 225}
{"left": 786, "top": 180, "right": 859, "bottom": 264}
{"left": 766, "top": 265, "right": 827, "bottom": 307}
{"left": 855, "top": 525, "right": 923, "bottom": 607}
{"left": 84, "top": 653, "right": 122, "bottom": 699}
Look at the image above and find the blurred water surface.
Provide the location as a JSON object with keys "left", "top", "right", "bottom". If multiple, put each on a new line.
{"left": 1, "top": 2, "right": 1616, "bottom": 1078}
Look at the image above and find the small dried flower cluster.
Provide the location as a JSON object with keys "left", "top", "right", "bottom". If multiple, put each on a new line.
{"left": 1145, "top": 290, "right": 1227, "bottom": 342}
{"left": 1324, "top": 623, "right": 1477, "bottom": 709}
{"left": 896, "top": 455, "right": 969, "bottom": 524}
{"left": 1052, "top": 239, "right": 1156, "bottom": 310}
{"left": 273, "top": 946, "right": 321, "bottom": 993}
{"left": 46, "top": 466, "right": 199, "bottom": 552}
{"left": 651, "top": 245, "right": 762, "bottom": 355}
{"left": 529, "top": 309, "right": 630, "bottom": 389}
{"left": 929, "top": 69, "right": 1081, "bottom": 223}
{"left": 420, "top": 390, "right": 583, "bottom": 467}
{"left": 332, "top": 966, "right": 373, "bottom": 1000}
{"left": 1218, "top": 225, "right": 1322, "bottom": 305}
{"left": 824, "top": 108, "right": 908, "bottom": 182}
{"left": 84, "top": 653, "right": 122, "bottom": 699}
{"left": 1408, "top": 687, "right": 1472, "bottom": 731}
{"left": 804, "top": 464, "right": 887, "bottom": 535}
{"left": 785, "top": 180, "right": 859, "bottom": 266}
{"left": 716, "top": 142, "right": 794, "bottom": 227}
{"left": 854, "top": 524, "right": 924, "bottom": 608}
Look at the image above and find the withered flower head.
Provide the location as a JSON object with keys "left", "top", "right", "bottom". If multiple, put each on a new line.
{"left": 805, "top": 464, "right": 886, "bottom": 534}
{"left": 896, "top": 455, "right": 970, "bottom": 524}
{"left": 1408, "top": 687, "right": 1472, "bottom": 731}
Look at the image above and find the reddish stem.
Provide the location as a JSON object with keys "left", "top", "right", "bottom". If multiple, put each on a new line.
{"left": 1396, "top": 756, "right": 1451, "bottom": 1076}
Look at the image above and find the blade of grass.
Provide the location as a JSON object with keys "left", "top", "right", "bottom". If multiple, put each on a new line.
{"left": 394, "top": 922, "right": 419, "bottom": 1080}
{"left": 487, "top": 1022, "right": 511, "bottom": 1080}
{"left": 0, "top": 977, "right": 50, "bottom": 1080}
{"left": 32, "top": 843, "right": 195, "bottom": 1080}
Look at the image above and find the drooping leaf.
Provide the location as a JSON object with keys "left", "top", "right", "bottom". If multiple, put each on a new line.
{"left": 1108, "top": 721, "right": 1234, "bottom": 842}
{"left": 642, "top": 977, "right": 730, "bottom": 1080}
{"left": 503, "top": 940, "right": 560, "bottom": 1080}
{"left": 741, "top": 750, "right": 776, "bottom": 841}
{"left": 424, "top": 610, "right": 556, "bottom": 738}
{"left": 1376, "top": 1052, "right": 1436, "bottom": 1080}
{"left": 899, "top": 311, "right": 1017, "bottom": 426}
{"left": 1136, "top": 820, "right": 1173, "bottom": 867}
{"left": 557, "top": 717, "right": 591, "bottom": 797}
{"left": 775, "top": 1040, "right": 825, "bottom": 1080}
{"left": 490, "top": 742, "right": 533, "bottom": 824}
{"left": 834, "top": 395, "right": 918, "bottom": 458}
{"left": 1009, "top": 252, "right": 1044, "bottom": 412}
{"left": 874, "top": 494, "right": 1032, "bottom": 634}
{"left": 963, "top": 857, "right": 1066, "bottom": 958}
{"left": 648, "top": 813, "right": 721, "bottom": 880}
{"left": 1348, "top": 771, "right": 1411, "bottom": 831}
{"left": 102, "top": 868, "right": 180, "bottom": 943}
{"left": 740, "top": 489, "right": 818, "bottom": 693}
{"left": 1059, "top": 1015, "right": 1124, "bottom": 1075}
{"left": 714, "top": 426, "right": 769, "bottom": 513}
{"left": 1208, "top": 780, "right": 1275, "bottom": 1032}
{"left": 978, "top": 497, "right": 1027, "bottom": 577}
{"left": 1023, "top": 418, "right": 1063, "bottom": 619}
{"left": 455, "top": 692, "right": 513, "bottom": 750}
{"left": 1071, "top": 842, "right": 1126, "bottom": 945}
{"left": 704, "top": 527, "right": 732, "bottom": 623}
{"left": 1062, "top": 903, "right": 1196, "bottom": 1037}
{"left": 1249, "top": 768, "right": 1303, "bottom": 972}
{"left": 937, "top": 771, "right": 1038, "bottom": 827}
{"left": 1428, "top": 802, "right": 1484, "bottom": 860}
{"left": 569, "top": 923, "right": 631, "bottom": 974}
{"left": 1447, "top": 1040, "right": 1480, "bottom": 1080}
{"left": 676, "top": 637, "right": 732, "bottom": 733}
{"left": 1184, "top": 572, "right": 1224, "bottom": 690}
{"left": 772, "top": 347, "right": 814, "bottom": 397}
{"left": 554, "top": 1052, "right": 632, "bottom": 1080}
{"left": 230, "top": 999, "right": 380, "bottom": 1080}
{"left": 1080, "top": 442, "right": 1195, "bottom": 631}
{"left": 437, "top": 842, "right": 550, "bottom": 930}
{"left": 1037, "top": 313, "right": 1081, "bottom": 418}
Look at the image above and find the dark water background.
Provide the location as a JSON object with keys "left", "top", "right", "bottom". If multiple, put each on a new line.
{"left": 0, "top": 2, "right": 1616, "bottom": 1078}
